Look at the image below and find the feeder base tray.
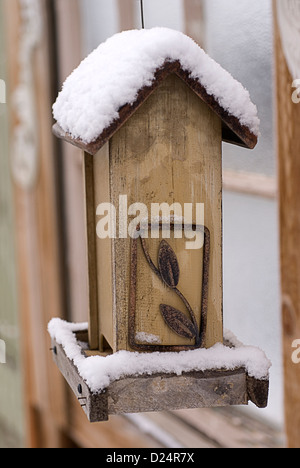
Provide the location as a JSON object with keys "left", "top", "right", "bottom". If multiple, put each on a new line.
{"left": 50, "top": 328, "right": 269, "bottom": 423}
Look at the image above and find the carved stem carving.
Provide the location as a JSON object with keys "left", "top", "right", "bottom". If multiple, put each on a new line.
{"left": 129, "top": 223, "right": 210, "bottom": 352}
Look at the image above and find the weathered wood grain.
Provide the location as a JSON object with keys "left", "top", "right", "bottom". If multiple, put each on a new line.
{"left": 93, "top": 144, "right": 114, "bottom": 352}
{"left": 4, "top": 0, "right": 68, "bottom": 447}
{"left": 51, "top": 332, "right": 269, "bottom": 423}
{"left": 108, "top": 73, "right": 223, "bottom": 351}
{"left": 0, "top": 1, "right": 23, "bottom": 446}
{"left": 84, "top": 152, "right": 99, "bottom": 350}
{"left": 107, "top": 370, "right": 248, "bottom": 416}
{"left": 274, "top": 5, "right": 300, "bottom": 448}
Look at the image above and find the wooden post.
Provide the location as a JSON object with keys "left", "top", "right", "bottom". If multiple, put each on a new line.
{"left": 53, "top": 0, "right": 88, "bottom": 327}
{"left": 274, "top": 5, "right": 300, "bottom": 448}
{"left": 184, "top": 0, "right": 205, "bottom": 47}
{"left": 4, "top": 0, "right": 69, "bottom": 447}
{"left": 83, "top": 152, "right": 99, "bottom": 350}
{"left": 117, "top": 0, "right": 135, "bottom": 31}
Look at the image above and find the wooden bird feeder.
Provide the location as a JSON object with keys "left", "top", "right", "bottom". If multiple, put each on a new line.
{"left": 49, "top": 28, "right": 270, "bottom": 422}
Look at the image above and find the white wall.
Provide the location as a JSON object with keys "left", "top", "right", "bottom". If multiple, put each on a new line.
{"left": 79, "top": 0, "right": 119, "bottom": 55}
{"left": 142, "top": 0, "right": 184, "bottom": 30}
{"left": 79, "top": 0, "right": 184, "bottom": 55}
{"left": 205, "top": 0, "right": 275, "bottom": 176}
{"left": 205, "top": 0, "right": 282, "bottom": 426}
{"left": 223, "top": 191, "right": 283, "bottom": 426}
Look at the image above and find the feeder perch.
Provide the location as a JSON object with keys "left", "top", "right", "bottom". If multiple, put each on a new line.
{"left": 49, "top": 320, "right": 270, "bottom": 423}
{"left": 49, "top": 28, "right": 270, "bottom": 422}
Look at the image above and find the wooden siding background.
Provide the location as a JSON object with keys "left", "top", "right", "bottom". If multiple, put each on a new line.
{"left": 0, "top": 0, "right": 24, "bottom": 447}
{"left": 274, "top": 2, "right": 300, "bottom": 448}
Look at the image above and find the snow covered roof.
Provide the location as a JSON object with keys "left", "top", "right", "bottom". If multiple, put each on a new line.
{"left": 52, "top": 28, "right": 260, "bottom": 155}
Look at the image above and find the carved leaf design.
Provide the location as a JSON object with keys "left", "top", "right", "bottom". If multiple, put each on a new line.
{"left": 158, "top": 240, "right": 180, "bottom": 289}
{"left": 160, "top": 304, "right": 197, "bottom": 340}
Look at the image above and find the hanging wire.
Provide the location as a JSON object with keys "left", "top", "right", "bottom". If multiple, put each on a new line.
{"left": 140, "top": 0, "right": 145, "bottom": 29}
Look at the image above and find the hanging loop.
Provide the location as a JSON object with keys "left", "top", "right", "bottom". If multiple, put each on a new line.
{"left": 140, "top": 0, "right": 145, "bottom": 29}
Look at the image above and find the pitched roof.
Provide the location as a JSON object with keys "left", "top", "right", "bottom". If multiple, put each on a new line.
{"left": 53, "top": 28, "right": 259, "bottom": 155}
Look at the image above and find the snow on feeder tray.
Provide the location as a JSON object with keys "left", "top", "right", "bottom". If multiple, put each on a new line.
{"left": 49, "top": 28, "right": 269, "bottom": 422}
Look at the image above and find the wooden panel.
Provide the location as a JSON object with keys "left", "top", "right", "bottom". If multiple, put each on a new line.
{"left": 93, "top": 145, "right": 114, "bottom": 351}
{"left": 274, "top": 6, "right": 300, "bottom": 449}
{"left": 84, "top": 152, "right": 99, "bottom": 350}
{"left": 109, "top": 74, "right": 223, "bottom": 351}
{"left": 131, "top": 232, "right": 205, "bottom": 350}
{"left": 107, "top": 371, "right": 247, "bottom": 415}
